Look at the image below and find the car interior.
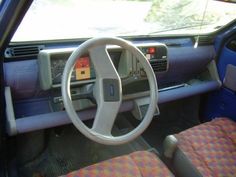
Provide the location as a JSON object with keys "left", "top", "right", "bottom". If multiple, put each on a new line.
{"left": 0, "top": 0, "right": 236, "bottom": 177}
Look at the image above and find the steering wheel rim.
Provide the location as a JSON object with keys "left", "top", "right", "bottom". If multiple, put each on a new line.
{"left": 62, "top": 37, "right": 158, "bottom": 145}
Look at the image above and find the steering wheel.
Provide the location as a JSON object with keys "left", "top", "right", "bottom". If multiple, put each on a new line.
{"left": 62, "top": 37, "right": 158, "bottom": 145}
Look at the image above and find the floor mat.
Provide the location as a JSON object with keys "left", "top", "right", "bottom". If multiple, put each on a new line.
{"left": 18, "top": 122, "right": 151, "bottom": 177}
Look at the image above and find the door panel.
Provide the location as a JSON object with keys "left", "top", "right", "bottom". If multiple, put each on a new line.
{"left": 204, "top": 36, "right": 236, "bottom": 121}
{"left": 218, "top": 42, "right": 236, "bottom": 80}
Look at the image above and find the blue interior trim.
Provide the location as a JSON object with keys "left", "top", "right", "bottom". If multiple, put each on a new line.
{"left": 159, "top": 81, "right": 220, "bottom": 104}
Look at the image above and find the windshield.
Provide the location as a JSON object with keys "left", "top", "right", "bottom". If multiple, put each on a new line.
{"left": 12, "top": 0, "right": 236, "bottom": 42}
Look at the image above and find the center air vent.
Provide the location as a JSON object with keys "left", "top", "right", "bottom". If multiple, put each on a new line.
{"left": 150, "top": 59, "right": 168, "bottom": 72}
{"left": 5, "top": 45, "right": 44, "bottom": 58}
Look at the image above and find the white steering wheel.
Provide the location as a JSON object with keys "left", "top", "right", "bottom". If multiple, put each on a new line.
{"left": 62, "top": 37, "right": 158, "bottom": 145}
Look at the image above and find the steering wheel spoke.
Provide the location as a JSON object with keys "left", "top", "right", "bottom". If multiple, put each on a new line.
{"left": 88, "top": 45, "right": 122, "bottom": 135}
{"left": 92, "top": 101, "right": 120, "bottom": 136}
{"left": 89, "top": 45, "right": 119, "bottom": 78}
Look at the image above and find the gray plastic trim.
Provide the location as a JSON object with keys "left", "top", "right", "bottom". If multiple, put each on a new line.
{"left": 223, "top": 64, "right": 236, "bottom": 91}
{"left": 173, "top": 148, "right": 203, "bottom": 177}
{"left": 131, "top": 97, "right": 160, "bottom": 120}
{"left": 38, "top": 51, "right": 52, "bottom": 90}
{"left": 163, "top": 135, "right": 178, "bottom": 158}
{"left": 159, "top": 84, "right": 187, "bottom": 92}
{"left": 5, "top": 87, "right": 17, "bottom": 136}
{"left": 38, "top": 42, "right": 167, "bottom": 90}
{"left": 207, "top": 60, "right": 222, "bottom": 86}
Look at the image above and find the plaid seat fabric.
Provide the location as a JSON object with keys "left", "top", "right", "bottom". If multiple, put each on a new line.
{"left": 175, "top": 117, "right": 236, "bottom": 177}
{"left": 61, "top": 151, "right": 174, "bottom": 177}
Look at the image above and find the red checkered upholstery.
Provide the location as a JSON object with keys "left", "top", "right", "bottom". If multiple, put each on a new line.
{"left": 61, "top": 151, "right": 174, "bottom": 177}
{"left": 175, "top": 117, "right": 236, "bottom": 177}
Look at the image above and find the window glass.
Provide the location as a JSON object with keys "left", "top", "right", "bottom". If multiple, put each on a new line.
{"left": 12, "top": 0, "right": 236, "bottom": 42}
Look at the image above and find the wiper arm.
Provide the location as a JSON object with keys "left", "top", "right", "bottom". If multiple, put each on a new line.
{"left": 148, "top": 24, "right": 210, "bottom": 35}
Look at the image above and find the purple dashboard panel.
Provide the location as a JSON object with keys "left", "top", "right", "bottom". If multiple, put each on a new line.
{"left": 4, "top": 60, "right": 49, "bottom": 100}
{"left": 156, "top": 46, "right": 215, "bottom": 86}
{"left": 4, "top": 60, "right": 51, "bottom": 118}
{"left": 14, "top": 98, "right": 51, "bottom": 118}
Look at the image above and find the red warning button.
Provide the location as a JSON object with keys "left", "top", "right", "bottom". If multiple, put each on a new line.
{"left": 148, "top": 47, "right": 156, "bottom": 54}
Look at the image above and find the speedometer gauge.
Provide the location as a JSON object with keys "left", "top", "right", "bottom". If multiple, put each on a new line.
{"left": 51, "top": 55, "right": 95, "bottom": 84}
{"left": 75, "top": 56, "right": 91, "bottom": 80}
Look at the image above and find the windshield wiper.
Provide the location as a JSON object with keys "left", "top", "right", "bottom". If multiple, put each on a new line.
{"left": 148, "top": 24, "right": 212, "bottom": 35}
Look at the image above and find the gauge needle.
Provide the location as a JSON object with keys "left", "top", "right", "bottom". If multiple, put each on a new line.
{"left": 54, "top": 73, "right": 62, "bottom": 80}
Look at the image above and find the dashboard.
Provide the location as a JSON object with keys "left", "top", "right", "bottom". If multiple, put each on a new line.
{"left": 38, "top": 43, "right": 168, "bottom": 90}
{"left": 4, "top": 37, "right": 222, "bottom": 136}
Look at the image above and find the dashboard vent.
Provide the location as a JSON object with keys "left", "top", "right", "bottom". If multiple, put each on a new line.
{"left": 150, "top": 59, "right": 168, "bottom": 72}
{"left": 195, "top": 36, "right": 214, "bottom": 45}
{"left": 5, "top": 45, "right": 44, "bottom": 58}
